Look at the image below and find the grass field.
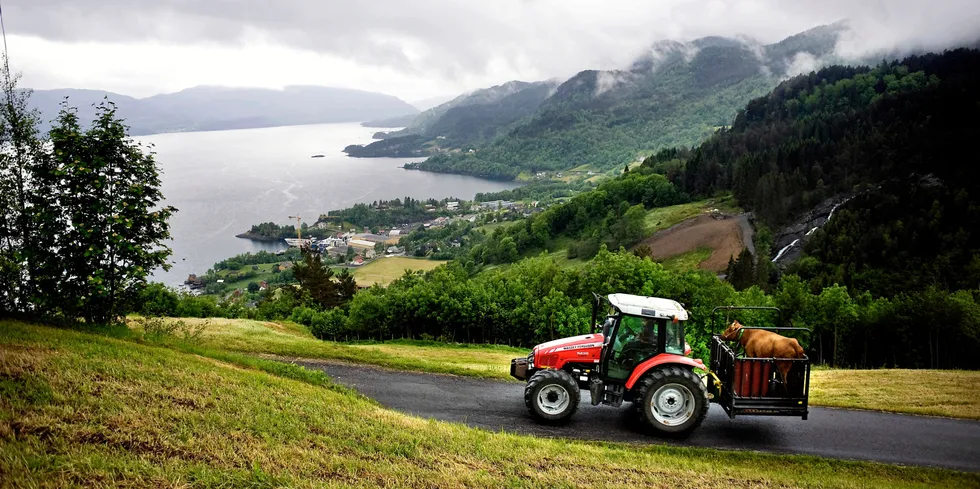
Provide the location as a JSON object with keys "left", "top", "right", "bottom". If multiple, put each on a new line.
{"left": 161, "top": 317, "right": 523, "bottom": 379}
{"left": 141, "top": 317, "right": 980, "bottom": 420}
{"left": 659, "top": 247, "right": 713, "bottom": 272}
{"left": 644, "top": 201, "right": 706, "bottom": 234}
{"left": 351, "top": 256, "right": 447, "bottom": 287}
{"left": 3, "top": 320, "right": 976, "bottom": 488}
{"left": 213, "top": 263, "right": 279, "bottom": 291}
{"left": 809, "top": 368, "right": 980, "bottom": 419}
{"left": 644, "top": 196, "right": 742, "bottom": 235}
{"left": 474, "top": 220, "right": 515, "bottom": 233}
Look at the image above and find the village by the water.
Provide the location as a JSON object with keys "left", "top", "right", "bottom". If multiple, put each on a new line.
{"left": 183, "top": 198, "right": 546, "bottom": 292}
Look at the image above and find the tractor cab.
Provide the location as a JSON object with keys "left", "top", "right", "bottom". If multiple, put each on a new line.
{"left": 599, "top": 293, "right": 691, "bottom": 380}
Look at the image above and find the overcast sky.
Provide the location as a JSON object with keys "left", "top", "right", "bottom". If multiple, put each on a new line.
{"left": 5, "top": 0, "right": 980, "bottom": 102}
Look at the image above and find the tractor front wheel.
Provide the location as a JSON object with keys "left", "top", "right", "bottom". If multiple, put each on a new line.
{"left": 633, "top": 366, "right": 708, "bottom": 437}
{"left": 525, "top": 369, "right": 580, "bottom": 423}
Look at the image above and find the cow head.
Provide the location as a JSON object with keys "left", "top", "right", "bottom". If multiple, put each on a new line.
{"left": 721, "top": 320, "right": 744, "bottom": 341}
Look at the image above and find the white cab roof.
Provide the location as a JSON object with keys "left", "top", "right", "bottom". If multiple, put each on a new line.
{"left": 607, "top": 294, "right": 689, "bottom": 321}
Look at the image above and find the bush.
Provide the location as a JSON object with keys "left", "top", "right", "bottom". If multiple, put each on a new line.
{"left": 138, "top": 283, "right": 180, "bottom": 317}
{"left": 175, "top": 294, "right": 220, "bottom": 318}
{"left": 310, "top": 308, "right": 349, "bottom": 340}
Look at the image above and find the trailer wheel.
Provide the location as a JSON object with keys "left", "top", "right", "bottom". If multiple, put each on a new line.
{"left": 525, "top": 369, "right": 580, "bottom": 423}
{"left": 633, "top": 366, "right": 708, "bottom": 437}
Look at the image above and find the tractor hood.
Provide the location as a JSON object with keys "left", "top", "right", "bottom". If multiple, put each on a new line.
{"left": 531, "top": 333, "right": 605, "bottom": 370}
{"left": 534, "top": 333, "right": 604, "bottom": 354}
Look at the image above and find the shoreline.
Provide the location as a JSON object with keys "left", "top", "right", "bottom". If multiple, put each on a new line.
{"left": 235, "top": 232, "right": 284, "bottom": 243}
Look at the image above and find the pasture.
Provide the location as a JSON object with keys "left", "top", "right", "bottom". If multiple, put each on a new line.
{"left": 351, "top": 256, "right": 447, "bottom": 287}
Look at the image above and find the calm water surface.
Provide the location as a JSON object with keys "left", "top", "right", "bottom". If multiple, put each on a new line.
{"left": 140, "top": 123, "right": 519, "bottom": 285}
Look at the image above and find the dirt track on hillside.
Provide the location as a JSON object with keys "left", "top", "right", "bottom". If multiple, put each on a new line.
{"left": 637, "top": 214, "right": 746, "bottom": 271}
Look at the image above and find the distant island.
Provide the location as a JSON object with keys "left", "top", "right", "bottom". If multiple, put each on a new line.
{"left": 27, "top": 85, "right": 419, "bottom": 136}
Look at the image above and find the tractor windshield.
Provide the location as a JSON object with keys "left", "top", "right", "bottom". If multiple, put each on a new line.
{"left": 664, "top": 320, "right": 684, "bottom": 355}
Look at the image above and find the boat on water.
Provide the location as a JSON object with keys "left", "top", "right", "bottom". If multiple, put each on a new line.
{"left": 311, "top": 154, "right": 325, "bottom": 158}
{"left": 284, "top": 238, "right": 313, "bottom": 247}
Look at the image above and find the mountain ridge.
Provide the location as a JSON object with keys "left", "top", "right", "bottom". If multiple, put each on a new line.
{"left": 344, "top": 22, "right": 857, "bottom": 178}
{"left": 26, "top": 85, "right": 419, "bottom": 136}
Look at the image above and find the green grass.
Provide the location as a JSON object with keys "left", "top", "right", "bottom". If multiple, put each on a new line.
{"left": 644, "top": 195, "right": 742, "bottom": 235}
{"left": 151, "top": 317, "right": 520, "bottom": 380}
{"left": 474, "top": 220, "right": 515, "bottom": 233}
{"left": 352, "top": 256, "right": 447, "bottom": 287}
{"left": 3, "top": 320, "right": 976, "bottom": 488}
{"left": 659, "top": 247, "right": 713, "bottom": 272}
{"left": 539, "top": 247, "right": 589, "bottom": 268}
{"left": 644, "top": 201, "right": 707, "bottom": 234}
{"left": 213, "top": 263, "right": 280, "bottom": 291}
{"left": 809, "top": 368, "right": 980, "bottom": 420}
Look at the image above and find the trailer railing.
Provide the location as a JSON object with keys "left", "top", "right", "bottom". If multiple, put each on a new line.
{"left": 709, "top": 334, "right": 810, "bottom": 420}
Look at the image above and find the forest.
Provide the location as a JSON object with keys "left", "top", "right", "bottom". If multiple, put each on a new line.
{"left": 466, "top": 169, "right": 688, "bottom": 264}
{"left": 657, "top": 49, "right": 980, "bottom": 298}
{"left": 669, "top": 50, "right": 978, "bottom": 226}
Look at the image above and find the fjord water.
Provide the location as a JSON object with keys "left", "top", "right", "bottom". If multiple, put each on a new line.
{"left": 140, "top": 122, "right": 520, "bottom": 286}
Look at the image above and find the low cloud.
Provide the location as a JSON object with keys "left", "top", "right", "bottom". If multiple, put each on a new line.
{"left": 7, "top": 0, "right": 980, "bottom": 99}
{"left": 594, "top": 71, "right": 637, "bottom": 97}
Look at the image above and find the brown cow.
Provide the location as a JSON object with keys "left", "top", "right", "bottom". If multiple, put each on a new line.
{"left": 721, "top": 320, "right": 805, "bottom": 390}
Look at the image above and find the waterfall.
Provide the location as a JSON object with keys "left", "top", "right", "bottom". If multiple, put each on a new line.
{"left": 772, "top": 238, "right": 800, "bottom": 263}
{"left": 773, "top": 196, "right": 853, "bottom": 263}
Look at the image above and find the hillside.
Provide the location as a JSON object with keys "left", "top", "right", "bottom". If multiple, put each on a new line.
{"left": 7, "top": 321, "right": 975, "bottom": 487}
{"left": 27, "top": 85, "right": 419, "bottom": 135}
{"left": 354, "top": 23, "right": 851, "bottom": 180}
{"left": 660, "top": 49, "right": 980, "bottom": 292}
{"left": 344, "top": 80, "right": 559, "bottom": 159}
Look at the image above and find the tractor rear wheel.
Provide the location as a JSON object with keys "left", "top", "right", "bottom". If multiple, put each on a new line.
{"left": 525, "top": 369, "right": 580, "bottom": 423}
{"left": 633, "top": 366, "right": 708, "bottom": 437}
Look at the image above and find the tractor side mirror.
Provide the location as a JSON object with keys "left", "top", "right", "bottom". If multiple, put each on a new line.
{"left": 601, "top": 317, "right": 614, "bottom": 340}
{"left": 591, "top": 292, "right": 601, "bottom": 334}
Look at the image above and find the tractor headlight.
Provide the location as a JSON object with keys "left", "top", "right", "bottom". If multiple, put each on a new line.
{"left": 527, "top": 352, "right": 535, "bottom": 368}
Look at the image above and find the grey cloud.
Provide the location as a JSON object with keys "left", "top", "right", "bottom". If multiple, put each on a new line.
{"left": 7, "top": 0, "right": 980, "bottom": 86}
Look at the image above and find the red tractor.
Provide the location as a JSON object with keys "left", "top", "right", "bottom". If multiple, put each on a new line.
{"left": 510, "top": 294, "right": 810, "bottom": 436}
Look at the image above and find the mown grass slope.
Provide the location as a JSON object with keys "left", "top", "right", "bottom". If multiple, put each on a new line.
{"left": 168, "top": 317, "right": 522, "bottom": 379}
{"left": 3, "top": 320, "right": 977, "bottom": 488}
{"left": 809, "top": 368, "right": 980, "bottom": 420}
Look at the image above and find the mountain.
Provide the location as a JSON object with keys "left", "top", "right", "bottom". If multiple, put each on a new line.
{"left": 343, "top": 23, "right": 857, "bottom": 179}
{"left": 401, "top": 24, "right": 855, "bottom": 179}
{"left": 27, "top": 85, "right": 418, "bottom": 136}
{"left": 394, "top": 80, "right": 559, "bottom": 137}
{"left": 343, "top": 80, "right": 559, "bottom": 159}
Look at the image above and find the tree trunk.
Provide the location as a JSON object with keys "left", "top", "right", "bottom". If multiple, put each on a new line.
{"left": 832, "top": 327, "right": 838, "bottom": 367}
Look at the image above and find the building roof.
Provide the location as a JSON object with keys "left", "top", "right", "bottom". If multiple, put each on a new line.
{"left": 607, "top": 294, "right": 688, "bottom": 321}
{"left": 348, "top": 239, "right": 375, "bottom": 249}
{"left": 353, "top": 233, "right": 388, "bottom": 243}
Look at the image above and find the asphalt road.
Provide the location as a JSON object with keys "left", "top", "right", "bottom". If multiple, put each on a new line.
{"left": 291, "top": 360, "right": 980, "bottom": 472}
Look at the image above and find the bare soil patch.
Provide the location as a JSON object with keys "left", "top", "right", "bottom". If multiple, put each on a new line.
{"left": 637, "top": 214, "right": 746, "bottom": 272}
